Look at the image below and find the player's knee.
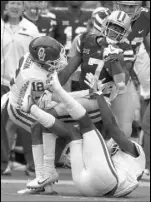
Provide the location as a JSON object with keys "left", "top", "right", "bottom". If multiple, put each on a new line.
{"left": 31, "top": 122, "right": 43, "bottom": 145}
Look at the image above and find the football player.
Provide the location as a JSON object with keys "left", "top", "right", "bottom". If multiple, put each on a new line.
{"left": 49, "top": 1, "right": 92, "bottom": 53}
{"left": 59, "top": 9, "right": 136, "bottom": 138}
{"left": 18, "top": 71, "right": 146, "bottom": 197}
{"left": 23, "top": 1, "right": 55, "bottom": 36}
{"left": 1, "top": 36, "right": 68, "bottom": 189}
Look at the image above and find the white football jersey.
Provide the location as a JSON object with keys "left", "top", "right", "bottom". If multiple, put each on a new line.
{"left": 9, "top": 53, "right": 50, "bottom": 108}
{"left": 112, "top": 141, "right": 146, "bottom": 197}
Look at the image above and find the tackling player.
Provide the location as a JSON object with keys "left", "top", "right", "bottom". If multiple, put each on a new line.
{"left": 18, "top": 71, "right": 146, "bottom": 197}
{"left": 1, "top": 36, "right": 68, "bottom": 190}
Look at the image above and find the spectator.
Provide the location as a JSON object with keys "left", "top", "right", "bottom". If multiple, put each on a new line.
{"left": 23, "top": 1, "right": 55, "bottom": 36}
{"left": 1, "top": 1, "right": 39, "bottom": 175}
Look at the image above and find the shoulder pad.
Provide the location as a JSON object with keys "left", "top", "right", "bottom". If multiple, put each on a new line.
{"left": 140, "top": 7, "right": 150, "bottom": 20}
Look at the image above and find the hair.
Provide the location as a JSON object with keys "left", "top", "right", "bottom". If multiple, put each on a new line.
{"left": 1, "top": 1, "right": 24, "bottom": 23}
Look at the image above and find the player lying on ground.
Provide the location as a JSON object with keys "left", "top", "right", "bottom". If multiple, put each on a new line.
{"left": 18, "top": 71, "right": 145, "bottom": 197}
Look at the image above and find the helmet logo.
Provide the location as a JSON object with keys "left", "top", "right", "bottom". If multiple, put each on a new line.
{"left": 38, "top": 48, "right": 46, "bottom": 61}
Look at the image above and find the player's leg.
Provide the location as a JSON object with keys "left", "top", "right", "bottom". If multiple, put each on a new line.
{"left": 50, "top": 73, "right": 118, "bottom": 196}
{"left": 7, "top": 103, "right": 45, "bottom": 182}
{"left": 111, "top": 80, "right": 136, "bottom": 138}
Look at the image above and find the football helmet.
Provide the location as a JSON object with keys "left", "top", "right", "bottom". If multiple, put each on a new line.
{"left": 29, "top": 36, "right": 67, "bottom": 73}
{"left": 93, "top": 7, "right": 111, "bottom": 32}
{"left": 114, "top": 1, "right": 142, "bottom": 21}
{"left": 24, "top": 1, "right": 48, "bottom": 15}
{"left": 102, "top": 10, "right": 132, "bottom": 44}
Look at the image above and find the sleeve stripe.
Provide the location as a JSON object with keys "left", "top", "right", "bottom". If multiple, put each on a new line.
{"left": 123, "top": 50, "right": 134, "bottom": 55}
{"left": 124, "top": 57, "right": 135, "bottom": 61}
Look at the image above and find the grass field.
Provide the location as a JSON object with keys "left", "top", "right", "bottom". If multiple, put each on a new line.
{"left": 1, "top": 169, "right": 150, "bottom": 202}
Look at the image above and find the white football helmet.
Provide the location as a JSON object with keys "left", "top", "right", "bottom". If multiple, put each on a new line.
{"left": 114, "top": 1, "right": 142, "bottom": 21}
{"left": 102, "top": 10, "right": 132, "bottom": 44}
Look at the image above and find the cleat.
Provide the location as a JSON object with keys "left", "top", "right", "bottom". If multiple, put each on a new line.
{"left": 37, "top": 171, "right": 59, "bottom": 188}
{"left": 17, "top": 187, "right": 44, "bottom": 195}
{"left": 26, "top": 177, "right": 44, "bottom": 189}
{"left": 27, "top": 170, "right": 59, "bottom": 189}
{"left": 44, "top": 184, "right": 58, "bottom": 195}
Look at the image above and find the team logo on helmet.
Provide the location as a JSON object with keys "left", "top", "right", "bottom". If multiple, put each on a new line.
{"left": 38, "top": 48, "right": 46, "bottom": 61}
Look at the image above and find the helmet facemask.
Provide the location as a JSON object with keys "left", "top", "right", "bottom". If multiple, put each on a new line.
{"left": 105, "top": 23, "right": 127, "bottom": 44}
{"left": 43, "top": 47, "right": 68, "bottom": 74}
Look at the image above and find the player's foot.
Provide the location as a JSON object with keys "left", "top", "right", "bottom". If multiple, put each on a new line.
{"left": 27, "top": 170, "right": 59, "bottom": 189}
{"left": 37, "top": 170, "right": 59, "bottom": 188}
{"left": 18, "top": 81, "right": 35, "bottom": 113}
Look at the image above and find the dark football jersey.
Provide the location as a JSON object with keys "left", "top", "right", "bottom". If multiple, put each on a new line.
{"left": 23, "top": 12, "right": 55, "bottom": 36}
{"left": 49, "top": 7, "right": 92, "bottom": 51}
{"left": 128, "top": 7, "right": 150, "bottom": 55}
{"left": 76, "top": 32, "right": 134, "bottom": 90}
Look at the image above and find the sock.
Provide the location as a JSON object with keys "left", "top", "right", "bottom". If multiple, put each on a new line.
{"left": 55, "top": 87, "right": 86, "bottom": 120}
{"left": 30, "top": 105, "right": 55, "bottom": 128}
{"left": 43, "top": 133, "right": 57, "bottom": 175}
{"left": 32, "top": 144, "right": 44, "bottom": 179}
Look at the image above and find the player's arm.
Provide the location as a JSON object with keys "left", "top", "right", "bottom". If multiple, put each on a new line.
{"left": 58, "top": 34, "right": 82, "bottom": 86}
{"left": 58, "top": 54, "right": 81, "bottom": 86}
{"left": 84, "top": 74, "right": 138, "bottom": 157}
{"left": 96, "top": 94, "right": 138, "bottom": 158}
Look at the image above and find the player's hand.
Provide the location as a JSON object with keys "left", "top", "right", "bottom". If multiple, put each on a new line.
{"left": 84, "top": 73, "right": 98, "bottom": 92}
{"left": 103, "top": 45, "right": 123, "bottom": 62}
{"left": 37, "top": 90, "right": 53, "bottom": 110}
{"left": 45, "top": 71, "right": 62, "bottom": 93}
{"left": 84, "top": 72, "right": 105, "bottom": 95}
